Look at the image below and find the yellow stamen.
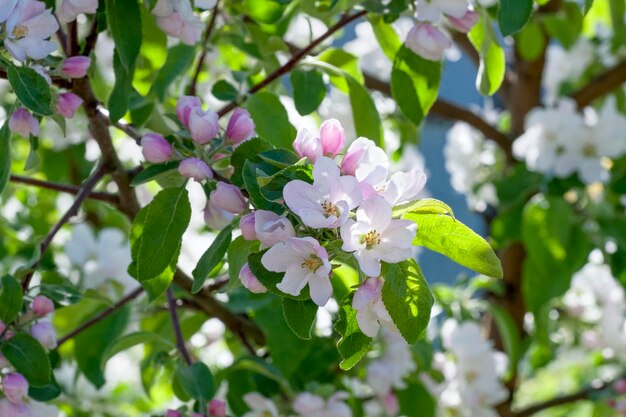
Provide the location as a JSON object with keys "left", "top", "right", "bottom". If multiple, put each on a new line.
{"left": 321, "top": 200, "right": 339, "bottom": 217}
{"left": 301, "top": 256, "right": 323, "bottom": 271}
{"left": 13, "top": 25, "right": 28, "bottom": 39}
{"left": 361, "top": 230, "right": 381, "bottom": 248}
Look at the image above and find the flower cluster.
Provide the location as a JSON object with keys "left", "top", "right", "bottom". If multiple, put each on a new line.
{"left": 237, "top": 120, "right": 426, "bottom": 328}
{"left": 0, "top": 295, "right": 56, "bottom": 417}
{"left": 238, "top": 391, "right": 353, "bottom": 417}
{"left": 165, "top": 399, "right": 227, "bottom": 417}
{"left": 422, "top": 319, "right": 508, "bottom": 417}
{"left": 0, "top": 0, "right": 58, "bottom": 62}
{"left": 513, "top": 98, "right": 626, "bottom": 184}
{"left": 406, "top": 0, "right": 478, "bottom": 61}
{"left": 151, "top": 0, "right": 204, "bottom": 45}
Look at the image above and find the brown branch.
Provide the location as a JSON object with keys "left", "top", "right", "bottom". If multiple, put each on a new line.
{"left": 82, "top": 17, "right": 100, "bottom": 57}
{"left": 9, "top": 174, "right": 119, "bottom": 204}
{"left": 21, "top": 164, "right": 109, "bottom": 291}
{"left": 57, "top": 286, "right": 144, "bottom": 346}
{"left": 167, "top": 287, "right": 193, "bottom": 365}
{"left": 216, "top": 10, "right": 368, "bottom": 118}
{"left": 571, "top": 60, "right": 626, "bottom": 108}
{"left": 188, "top": 1, "right": 221, "bottom": 96}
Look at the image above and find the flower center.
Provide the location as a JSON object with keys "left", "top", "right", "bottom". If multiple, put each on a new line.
{"left": 13, "top": 24, "right": 28, "bottom": 39}
{"left": 360, "top": 230, "right": 381, "bottom": 249}
{"left": 582, "top": 143, "right": 597, "bottom": 157}
{"left": 301, "top": 256, "right": 323, "bottom": 272}
{"left": 321, "top": 200, "right": 339, "bottom": 217}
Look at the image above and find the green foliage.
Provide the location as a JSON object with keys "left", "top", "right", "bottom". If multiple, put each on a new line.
{"left": 290, "top": 69, "right": 326, "bottom": 116}
{"left": 212, "top": 80, "right": 239, "bottom": 102}
{"left": 247, "top": 93, "right": 297, "bottom": 149}
{"left": 517, "top": 22, "right": 546, "bottom": 62}
{"left": 469, "top": 11, "right": 506, "bottom": 96}
{"left": 105, "top": 0, "right": 142, "bottom": 71}
{"left": 335, "top": 294, "right": 372, "bottom": 370}
{"left": 227, "top": 236, "right": 256, "bottom": 287}
{"left": 173, "top": 362, "right": 216, "bottom": 403}
{"left": 131, "top": 161, "right": 181, "bottom": 186}
{"left": 489, "top": 303, "right": 522, "bottom": 381}
{"left": 498, "top": 0, "right": 533, "bottom": 36}
{"left": 150, "top": 44, "right": 196, "bottom": 100}
{"left": 1, "top": 333, "right": 52, "bottom": 387}
{"left": 543, "top": 3, "right": 583, "bottom": 48}
{"left": 0, "top": 274, "right": 23, "bottom": 323}
{"left": 381, "top": 260, "right": 433, "bottom": 344}
{"left": 192, "top": 224, "right": 233, "bottom": 293}
{"left": 282, "top": 298, "right": 318, "bottom": 340}
{"left": 397, "top": 381, "right": 436, "bottom": 417}
{"left": 392, "top": 198, "right": 454, "bottom": 218}
{"left": 0, "top": 122, "right": 10, "bottom": 194}
{"left": 7, "top": 65, "right": 53, "bottom": 116}
{"left": 109, "top": 50, "right": 134, "bottom": 122}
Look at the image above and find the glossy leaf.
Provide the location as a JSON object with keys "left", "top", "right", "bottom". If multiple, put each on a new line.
{"left": 1, "top": 333, "right": 52, "bottom": 387}
{"left": 105, "top": 0, "right": 142, "bottom": 70}
{"left": 246, "top": 93, "right": 296, "bottom": 149}
{"left": 247, "top": 251, "right": 310, "bottom": 300}
{"left": 8, "top": 65, "right": 53, "bottom": 116}
{"left": 108, "top": 50, "right": 133, "bottom": 122}
{"left": 469, "top": 12, "right": 506, "bottom": 96}
{"left": 291, "top": 69, "right": 326, "bottom": 115}
{"left": 192, "top": 224, "right": 233, "bottom": 293}
{"left": 392, "top": 198, "right": 454, "bottom": 218}
{"left": 150, "top": 44, "right": 196, "bottom": 100}
{"left": 0, "top": 274, "right": 23, "bottom": 323}
{"left": 498, "top": 0, "right": 533, "bottom": 36}
{"left": 172, "top": 362, "right": 216, "bottom": 403}
{"left": 131, "top": 161, "right": 180, "bottom": 186}
{"left": 282, "top": 298, "right": 318, "bottom": 340}
{"left": 0, "top": 122, "right": 10, "bottom": 194}
{"left": 335, "top": 294, "right": 372, "bottom": 370}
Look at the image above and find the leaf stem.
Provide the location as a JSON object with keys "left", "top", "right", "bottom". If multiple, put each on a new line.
{"left": 167, "top": 286, "right": 193, "bottom": 365}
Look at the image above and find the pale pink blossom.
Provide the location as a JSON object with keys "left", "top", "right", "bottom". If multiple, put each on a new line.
{"left": 240, "top": 213, "right": 256, "bottom": 240}
{"left": 56, "top": 93, "right": 83, "bottom": 118}
{"left": 9, "top": 108, "right": 39, "bottom": 137}
{"left": 152, "top": 0, "right": 203, "bottom": 45}
{"left": 254, "top": 210, "right": 295, "bottom": 248}
{"left": 293, "top": 392, "right": 352, "bottom": 417}
{"left": 284, "top": 157, "right": 362, "bottom": 229}
{"left": 203, "top": 202, "right": 234, "bottom": 230}
{"left": 242, "top": 392, "right": 279, "bottom": 417}
{"left": 30, "top": 322, "right": 57, "bottom": 350}
{"left": 340, "top": 137, "right": 389, "bottom": 185}
{"left": 57, "top": 0, "right": 98, "bottom": 23}
{"left": 188, "top": 107, "right": 219, "bottom": 144}
{"left": 406, "top": 22, "right": 451, "bottom": 61}
{"left": 226, "top": 108, "right": 256, "bottom": 144}
{"left": 447, "top": 9, "right": 479, "bottom": 33}
{"left": 178, "top": 158, "right": 213, "bottom": 181}
{"left": 2, "top": 373, "right": 28, "bottom": 404}
{"left": 141, "top": 133, "right": 173, "bottom": 163}
{"left": 341, "top": 197, "right": 416, "bottom": 277}
{"left": 4, "top": 0, "right": 59, "bottom": 61}
{"left": 176, "top": 95, "right": 202, "bottom": 127}
{"left": 0, "top": 399, "right": 32, "bottom": 417}
{"left": 353, "top": 277, "right": 395, "bottom": 337}
{"left": 379, "top": 168, "right": 427, "bottom": 206}
{"left": 31, "top": 295, "right": 54, "bottom": 317}
{"left": 0, "top": 0, "right": 18, "bottom": 23}
{"left": 239, "top": 263, "right": 267, "bottom": 294}
{"left": 262, "top": 237, "right": 333, "bottom": 306}
{"left": 209, "top": 399, "right": 227, "bottom": 417}
{"left": 293, "top": 128, "right": 323, "bottom": 162}
{"left": 61, "top": 56, "right": 91, "bottom": 78}
{"left": 210, "top": 182, "right": 247, "bottom": 214}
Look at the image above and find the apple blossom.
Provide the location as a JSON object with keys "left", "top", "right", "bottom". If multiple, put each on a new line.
{"left": 56, "top": 93, "right": 84, "bottom": 118}
{"left": 209, "top": 399, "right": 227, "bottom": 417}
{"left": 379, "top": 168, "right": 427, "bottom": 206}
{"left": 0, "top": 0, "right": 18, "bottom": 23}
{"left": 141, "top": 133, "right": 174, "bottom": 164}
{"left": 30, "top": 322, "right": 57, "bottom": 350}
{"left": 57, "top": 0, "right": 98, "bottom": 23}
{"left": 2, "top": 373, "right": 28, "bottom": 404}
{"left": 340, "top": 137, "right": 389, "bottom": 186}
{"left": 366, "top": 331, "right": 416, "bottom": 396}
{"left": 210, "top": 182, "right": 247, "bottom": 214}
{"left": 188, "top": 107, "right": 219, "bottom": 144}
{"left": 0, "top": 399, "right": 32, "bottom": 417}
{"left": 176, "top": 96, "right": 202, "bottom": 127}
{"left": 8, "top": 108, "right": 39, "bottom": 137}
{"left": 319, "top": 118, "right": 345, "bottom": 157}
{"left": 284, "top": 157, "right": 362, "bottom": 229}
{"left": 352, "top": 277, "right": 395, "bottom": 337}
{"left": 164, "top": 410, "right": 182, "bottom": 417}
{"left": 239, "top": 213, "right": 257, "bottom": 240}
{"left": 3, "top": 0, "right": 59, "bottom": 61}
{"left": 31, "top": 295, "right": 54, "bottom": 317}
{"left": 226, "top": 108, "right": 256, "bottom": 144}
{"left": 254, "top": 210, "right": 296, "bottom": 248}
{"left": 293, "top": 392, "right": 352, "bottom": 417}
{"left": 340, "top": 197, "right": 416, "bottom": 277}
{"left": 239, "top": 263, "right": 267, "bottom": 294}
{"left": 242, "top": 392, "right": 279, "bottom": 417}
{"left": 178, "top": 158, "right": 213, "bottom": 181}
{"left": 447, "top": 9, "right": 479, "bottom": 33}
{"left": 262, "top": 237, "right": 333, "bottom": 306}
{"left": 152, "top": 0, "right": 204, "bottom": 45}
{"left": 405, "top": 22, "right": 451, "bottom": 61}
{"left": 61, "top": 56, "right": 91, "bottom": 78}
{"left": 293, "top": 128, "right": 323, "bottom": 162}
{"left": 204, "top": 202, "right": 234, "bottom": 230}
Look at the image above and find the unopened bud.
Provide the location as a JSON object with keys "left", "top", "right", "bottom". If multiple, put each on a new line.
{"left": 31, "top": 295, "right": 55, "bottom": 317}
{"left": 56, "top": 93, "right": 83, "bottom": 118}
{"left": 210, "top": 182, "right": 247, "bottom": 214}
{"left": 8, "top": 109, "right": 39, "bottom": 137}
{"left": 30, "top": 322, "right": 57, "bottom": 350}
{"left": 2, "top": 373, "right": 28, "bottom": 404}
{"left": 61, "top": 56, "right": 91, "bottom": 78}
{"left": 239, "top": 263, "right": 267, "bottom": 294}
{"left": 226, "top": 108, "right": 255, "bottom": 144}
{"left": 178, "top": 158, "right": 213, "bottom": 182}
{"left": 141, "top": 133, "right": 173, "bottom": 164}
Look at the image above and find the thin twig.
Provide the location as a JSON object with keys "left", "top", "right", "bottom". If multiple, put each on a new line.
{"left": 188, "top": 1, "right": 221, "bottom": 96}
{"left": 571, "top": 60, "right": 626, "bottom": 108}
{"left": 21, "top": 164, "right": 109, "bottom": 292}
{"left": 57, "top": 287, "right": 144, "bottom": 346}
{"left": 216, "top": 10, "right": 368, "bottom": 118}
{"left": 9, "top": 174, "right": 119, "bottom": 204}
{"left": 167, "top": 286, "right": 193, "bottom": 365}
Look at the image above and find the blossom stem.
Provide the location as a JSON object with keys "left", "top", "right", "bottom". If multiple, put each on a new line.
{"left": 9, "top": 174, "right": 119, "bottom": 204}
{"left": 167, "top": 286, "right": 193, "bottom": 365}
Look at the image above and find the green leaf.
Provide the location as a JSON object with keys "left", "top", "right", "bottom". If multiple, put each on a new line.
{"left": 1, "top": 333, "right": 51, "bottom": 387}
{"left": 392, "top": 198, "right": 454, "bottom": 218}
{"left": 258, "top": 164, "right": 313, "bottom": 202}
{"left": 131, "top": 161, "right": 180, "bottom": 186}
{"left": 0, "top": 122, "right": 10, "bottom": 194}
{"left": 150, "top": 44, "right": 196, "bottom": 100}
{"left": 282, "top": 298, "right": 318, "bottom": 340}
{"left": 335, "top": 294, "right": 372, "bottom": 370}
{"left": 246, "top": 93, "right": 296, "bottom": 149}
{"left": 346, "top": 76, "right": 384, "bottom": 145}
{"left": 318, "top": 48, "right": 364, "bottom": 93}
{"left": 469, "top": 11, "right": 506, "bottom": 96}
{"left": 397, "top": 382, "right": 436, "bottom": 417}
{"left": 105, "top": 0, "right": 142, "bottom": 71}
{"left": 227, "top": 236, "right": 255, "bottom": 287}
{"left": 0, "top": 274, "right": 23, "bottom": 323}
{"left": 498, "top": 0, "right": 533, "bottom": 36}
{"left": 192, "top": 224, "right": 233, "bottom": 293}
{"left": 28, "top": 377, "right": 61, "bottom": 402}
{"left": 7, "top": 65, "right": 53, "bottom": 116}
{"left": 243, "top": 0, "right": 286, "bottom": 23}
{"left": 230, "top": 138, "right": 274, "bottom": 187}
{"left": 129, "top": 187, "right": 191, "bottom": 283}
{"left": 517, "top": 22, "right": 545, "bottom": 62}
{"left": 212, "top": 80, "right": 239, "bottom": 101}
{"left": 247, "top": 251, "right": 310, "bottom": 300}
{"left": 133, "top": 6, "right": 167, "bottom": 96}
{"left": 291, "top": 69, "right": 326, "bottom": 115}
{"left": 381, "top": 260, "right": 433, "bottom": 344}
{"left": 488, "top": 304, "right": 521, "bottom": 381}
{"left": 391, "top": 46, "right": 442, "bottom": 126}
{"left": 172, "top": 362, "right": 215, "bottom": 403}
{"left": 108, "top": 50, "right": 133, "bottom": 122}
{"left": 75, "top": 306, "right": 130, "bottom": 388}
{"left": 101, "top": 331, "right": 175, "bottom": 368}
{"left": 403, "top": 212, "right": 503, "bottom": 278}
{"left": 242, "top": 161, "right": 283, "bottom": 213}
{"left": 370, "top": 16, "right": 402, "bottom": 61}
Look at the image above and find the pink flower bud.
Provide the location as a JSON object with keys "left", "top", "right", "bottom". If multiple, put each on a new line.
{"left": 9, "top": 109, "right": 39, "bottom": 137}
{"left": 254, "top": 210, "right": 295, "bottom": 248}
{"left": 30, "top": 322, "right": 57, "bottom": 350}
{"left": 56, "top": 92, "right": 83, "bottom": 118}
{"left": 210, "top": 181, "right": 247, "bottom": 214}
{"left": 176, "top": 96, "right": 202, "bottom": 127}
{"left": 0, "top": 399, "right": 32, "bottom": 417}
{"left": 406, "top": 22, "right": 451, "bottom": 61}
{"left": 209, "top": 399, "right": 227, "bottom": 417}
{"left": 239, "top": 213, "right": 256, "bottom": 240}
{"left": 0, "top": 320, "right": 5, "bottom": 334}
{"left": 31, "top": 295, "right": 55, "bottom": 317}
{"left": 615, "top": 379, "right": 626, "bottom": 395}
{"left": 381, "top": 392, "right": 399, "bottom": 415}
{"left": 178, "top": 158, "right": 213, "bottom": 181}
{"left": 340, "top": 146, "right": 366, "bottom": 177}
{"left": 239, "top": 263, "right": 267, "bottom": 294}
{"left": 141, "top": 133, "right": 173, "bottom": 163}
{"left": 164, "top": 410, "right": 182, "bottom": 417}
{"left": 226, "top": 108, "right": 255, "bottom": 144}
{"left": 203, "top": 202, "right": 234, "bottom": 230}
{"left": 447, "top": 10, "right": 479, "bottom": 33}
{"left": 319, "top": 118, "right": 345, "bottom": 156}
{"left": 2, "top": 373, "right": 28, "bottom": 404}
{"left": 61, "top": 56, "right": 91, "bottom": 78}
{"left": 188, "top": 107, "right": 219, "bottom": 144}
{"left": 293, "top": 128, "right": 322, "bottom": 162}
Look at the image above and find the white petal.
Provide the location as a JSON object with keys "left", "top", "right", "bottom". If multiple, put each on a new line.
{"left": 284, "top": 180, "right": 323, "bottom": 214}
{"left": 308, "top": 274, "right": 333, "bottom": 306}
{"left": 331, "top": 175, "right": 363, "bottom": 209}
{"left": 356, "top": 251, "right": 381, "bottom": 277}
{"left": 261, "top": 243, "right": 302, "bottom": 272}
{"left": 357, "top": 197, "right": 391, "bottom": 232}
{"left": 356, "top": 306, "right": 381, "bottom": 337}
{"left": 276, "top": 265, "right": 309, "bottom": 296}
{"left": 313, "top": 156, "right": 341, "bottom": 193}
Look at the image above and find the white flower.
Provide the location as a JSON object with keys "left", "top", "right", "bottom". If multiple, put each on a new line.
{"left": 242, "top": 392, "right": 279, "bottom": 417}
{"left": 152, "top": 0, "right": 203, "bottom": 45}
{"left": 4, "top": 0, "right": 59, "bottom": 61}
{"left": 340, "top": 197, "right": 416, "bottom": 277}
{"left": 352, "top": 277, "right": 395, "bottom": 337}
{"left": 543, "top": 39, "right": 594, "bottom": 105}
{"left": 366, "top": 330, "right": 415, "bottom": 395}
{"left": 57, "top": 0, "right": 98, "bottom": 23}
{"left": 293, "top": 392, "right": 352, "bottom": 417}
{"left": 284, "top": 157, "right": 362, "bottom": 229}
{"left": 254, "top": 210, "right": 296, "bottom": 249}
{"left": 262, "top": 237, "right": 333, "bottom": 306}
